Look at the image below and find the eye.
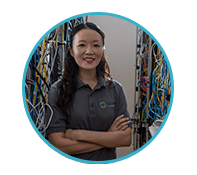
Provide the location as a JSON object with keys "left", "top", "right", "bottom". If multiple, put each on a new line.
{"left": 93, "top": 44, "right": 101, "bottom": 48}
{"left": 78, "top": 44, "right": 85, "bottom": 47}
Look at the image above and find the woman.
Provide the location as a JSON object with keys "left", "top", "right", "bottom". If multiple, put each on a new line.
{"left": 46, "top": 22, "right": 132, "bottom": 161}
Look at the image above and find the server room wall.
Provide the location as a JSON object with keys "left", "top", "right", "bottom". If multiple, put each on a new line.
{"left": 88, "top": 15, "right": 137, "bottom": 158}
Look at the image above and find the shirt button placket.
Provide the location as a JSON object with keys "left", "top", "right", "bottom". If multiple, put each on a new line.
{"left": 89, "top": 94, "right": 95, "bottom": 117}
{"left": 90, "top": 94, "right": 94, "bottom": 108}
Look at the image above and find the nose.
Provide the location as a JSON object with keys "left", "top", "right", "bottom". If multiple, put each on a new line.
{"left": 85, "top": 45, "right": 94, "bottom": 54}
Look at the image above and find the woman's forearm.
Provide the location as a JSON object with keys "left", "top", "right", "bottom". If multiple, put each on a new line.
{"left": 66, "top": 128, "right": 131, "bottom": 148}
{"left": 48, "top": 132, "right": 103, "bottom": 155}
{"left": 79, "top": 128, "right": 131, "bottom": 148}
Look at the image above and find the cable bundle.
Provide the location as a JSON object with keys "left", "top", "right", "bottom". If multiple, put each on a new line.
{"left": 148, "top": 44, "right": 171, "bottom": 121}
{"left": 25, "top": 17, "right": 87, "bottom": 137}
{"left": 132, "top": 28, "right": 171, "bottom": 149}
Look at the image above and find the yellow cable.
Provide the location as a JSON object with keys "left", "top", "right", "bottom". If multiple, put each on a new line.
{"left": 141, "top": 107, "right": 147, "bottom": 122}
{"left": 75, "top": 19, "right": 77, "bottom": 27}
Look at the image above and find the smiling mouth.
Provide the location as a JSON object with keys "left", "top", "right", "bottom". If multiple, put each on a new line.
{"left": 84, "top": 57, "right": 95, "bottom": 63}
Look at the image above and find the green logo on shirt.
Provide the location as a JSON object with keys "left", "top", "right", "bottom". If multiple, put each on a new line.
{"left": 99, "top": 102, "right": 107, "bottom": 108}
{"left": 99, "top": 102, "right": 115, "bottom": 108}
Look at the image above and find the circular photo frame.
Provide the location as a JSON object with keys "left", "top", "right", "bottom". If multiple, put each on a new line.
{"left": 22, "top": 12, "right": 174, "bottom": 164}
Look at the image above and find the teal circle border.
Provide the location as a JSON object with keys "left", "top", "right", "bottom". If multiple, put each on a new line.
{"left": 22, "top": 12, "right": 174, "bottom": 164}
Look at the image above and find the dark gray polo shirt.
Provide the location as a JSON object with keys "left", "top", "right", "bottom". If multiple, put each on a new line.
{"left": 46, "top": 75, "right": 132, "bottom": 161}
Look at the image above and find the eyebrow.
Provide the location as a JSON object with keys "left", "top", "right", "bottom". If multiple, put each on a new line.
{"left": 77, "top": 40, "right": 86, "bottom": 43}
{"left": 77, "top": 40, "right": 101, "bottom": 43}
{"left": 93, "top": 40, "right": 101, "bottom": 43}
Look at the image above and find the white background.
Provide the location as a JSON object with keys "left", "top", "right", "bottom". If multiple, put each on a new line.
{"left": 1, "top": 0, "right": 196, "bottom": 174}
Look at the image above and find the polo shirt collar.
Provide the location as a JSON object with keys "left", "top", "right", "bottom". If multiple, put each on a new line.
{"left": 97, "top": 73, "right": 105, "bottom": 88}
{"left": 76, "top": 76, "right": 85, "bottom": 89}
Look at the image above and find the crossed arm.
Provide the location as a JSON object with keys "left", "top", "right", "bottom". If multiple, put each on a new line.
{"left": 48, "top": 115, "right": 132, "bottom": 155}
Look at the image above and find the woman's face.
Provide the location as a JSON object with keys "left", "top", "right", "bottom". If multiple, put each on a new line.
{"left": 70, "top": 29, "right": 103, "bottom": 73}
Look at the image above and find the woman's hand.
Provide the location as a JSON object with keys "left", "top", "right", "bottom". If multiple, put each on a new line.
{"left": 108, "top": 114, "right": 131, "bottom": 132}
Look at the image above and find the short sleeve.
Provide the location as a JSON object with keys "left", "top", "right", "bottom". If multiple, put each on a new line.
{"left": 46, "top": 84, "right": 67, "bottom": 135}
{"left": 115, "top": 82, "right": 132, "bottom": 128}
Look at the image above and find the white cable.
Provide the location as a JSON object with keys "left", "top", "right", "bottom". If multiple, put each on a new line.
{"left": 39, "top": 103, "right": 53, "bottom": 133}
{"left": 26, "top": 98, "right": 39, "bottom": 120}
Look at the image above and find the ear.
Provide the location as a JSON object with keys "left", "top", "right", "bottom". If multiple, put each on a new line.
{"left": 70, "top": 49, "right": 74, "bottom": 57}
